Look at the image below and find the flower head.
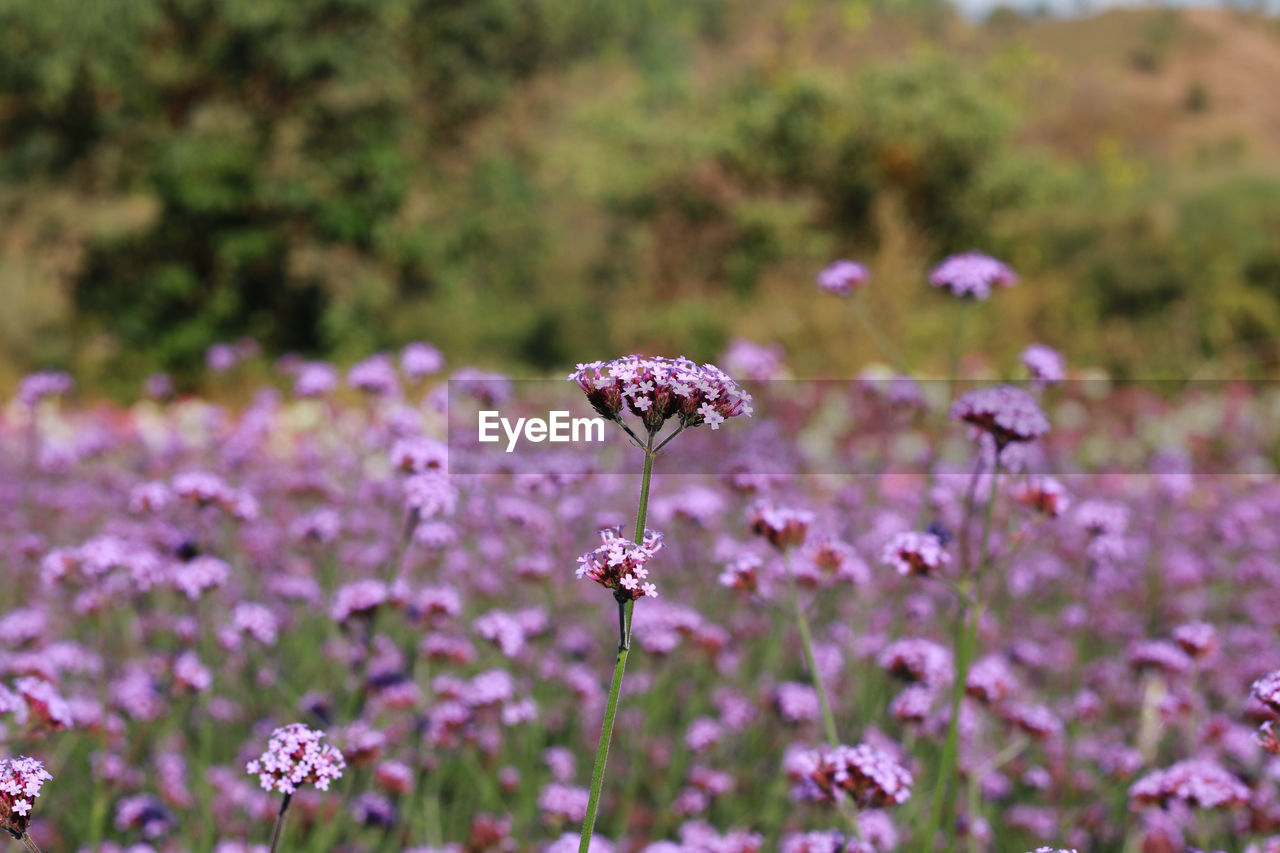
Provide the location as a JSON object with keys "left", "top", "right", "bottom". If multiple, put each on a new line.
{"left": 816, "top": 260, "right": 869, "bottom": 297}
{"left": 880, "top": 531, "right": 950, "bottom": 577}
{"left": 929, "top": 252, "right": 1016, "bottom": 300}
{"left": 246, "top": 723, "right": 346, "bottom": 795}
{"left": 1128, "top": 759, "right": 1249, "bottom": 810}
{"left": 0, "top": 756, "right": 52, "bottom": 834}
{"left": 950, "top": 386, "right": 1050, "bottom": 448}
{"left": 792, "top": 743, "right": 913, "bottom": 809}
{"left": 748, "top": 502, "right": 813, "bottom": 550}
{"left": 567, "top": 355, "right": 752, "bottom": 436}
{"left": 1021, "top": 344, "right": 1066, "bottom": 386}
{"left": 575, "top": 527, "right": 664, "bottom": 601}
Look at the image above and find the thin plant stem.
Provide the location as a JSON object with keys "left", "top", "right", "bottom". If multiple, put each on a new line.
{"left": 921, "top": 454, "right": 999, "bottom": 852}
{"left": 269, "top": 791, "right": 293, "bottom": 853}
{"left": 783, "top": 551, "right": 863, "bottom": 841}
{"left": 578, "top": 439, "right": 656, "bottom": 853}
{"left": 784, "top": 553, "right": 839, "bottom": 749}
{"left": 848, "top": 295, "right": 911, "bottom": 377}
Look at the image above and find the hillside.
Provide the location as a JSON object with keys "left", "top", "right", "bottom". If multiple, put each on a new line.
{"left": 1, "top": 1, "right": 1279, "bottom": 392}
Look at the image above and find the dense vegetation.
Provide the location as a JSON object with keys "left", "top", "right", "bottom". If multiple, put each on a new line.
{"left": 2, "top": 0, "right": 1280, "bottom": 393}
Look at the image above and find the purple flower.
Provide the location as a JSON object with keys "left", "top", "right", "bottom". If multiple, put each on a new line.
{"left": 880, "top": 531, "right": 950, "bottom": 577}
{"left": 1022, "top": 344, "right": 1066, "bottom": 386}
{"left": 0, "top": 756, "right": 52, "bottom": 832}
{"left": 567, "top": 355, "right": 752, "bottom": 435}
{"left": 929, "top": 251, "right": 1017, "bottom": 299}
{"left": 950, "top": 385, "right": 1050, "bottom": 447}
{"left": 575, "top": 527, "right": 664, "bottom": 601}
{"left": 1128, "top": 760, "right": 1249, "bottom": 810}
{"left": 816, "top": 260, "right": 870, "bottom": 297}
{"left": 246, "top": 724, "right": 345, "bottom": 795}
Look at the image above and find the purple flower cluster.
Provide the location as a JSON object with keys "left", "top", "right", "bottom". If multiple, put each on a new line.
{"left": 1128, "top": 760, "right": 1250, "bottom": 810}
{"left": 929, "top": 252, "right": 1017, "bottom": 300}
{"left": 0, "top": 756, "right": 51, "bottom": 833}
{"left": 575, "top": 527, "right": 664, "bottom": 600}
{"left": 879, "top": 531, "right": 950, "bottom": 577}
{"left": 791, "top": 743, "right": 913, "bottom": 809}
{"left": 950, "top": 385, "right": 1051, "bottom": 448}
{"left": 568, "top": 355, "right": 753, "bottom": 434}
{"left": 245, "top": 723, "right": 346, "bottom": 794}
{"left": 815, "top": 260, "right": 870, "bottom": 297}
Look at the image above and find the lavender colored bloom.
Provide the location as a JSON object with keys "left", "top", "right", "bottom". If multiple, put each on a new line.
{"left": 246, "top": 724, "right": 345, "bottom": 794}
{"left": 401, "top": 342, "right": 445, "bottom": 379}
{"left": 1128, "top": 760, "right": 1249, "bottom": 810}
{"left": 792, "top": 742, "right": 913, "bottom": 808}
{"left": 929, "top": 251, "right": 1017, "bottom": 300}
{"left": 950, "top": 385, "right": 1050, "bottom": 447}
{"left": 17, "top": 370, "right": 73, "bottom": 407}
{"left": 880, "top": 530, "right": 950, "bottom": 577}
{"left": 575, "top": 527, "right": 664, "bottom": 601}
{"left": 0, "top": 756, "right": 52, "bottom": 832}
{"left": 1022, "top": 344, "right": 1066, "bottom": 386}
{"left": 816, "top": 260, "right": 870, "bottom": 297}
{"left": 567, "top": 355, "right": 752, "bottom": 434}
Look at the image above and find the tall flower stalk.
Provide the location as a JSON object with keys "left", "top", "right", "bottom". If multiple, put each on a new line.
{"left": 917, "top": 386, "right": 1049, "bottom": 852}
{"left": 246, "top": 723, "right": 346, "bottom": 853}
{"left": 569, "top": 356, "right": 753, "bottom": 852}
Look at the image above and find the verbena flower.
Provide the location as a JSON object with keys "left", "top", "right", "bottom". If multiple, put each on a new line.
{"left": 567, "top": 355, "right": 752, "bottom": 435}
{"left": 792, "top": 743, "right": 913, "bottom": 809}
{"left": 0, "top": 756, "right": 52, "bottom": 834}
{"left": 575, "top": 527, "right": 663, "bottom": 600}
{"left": 880, "top": 531, "right": 950, "bottom": 577}
{"left": 1021, "top": 344, "right": 1066, "bottom": 386}
{"left": 246, "top": 723, "right": 345, "bottom": 795}
{"left": 1128, "top": 760, "right": 1249, "bottom": 810}
{"left": 747, "top": 502, "right": 813, "bottom": 550}
{"left": 929, "top": 252, "right": 1016, "bottom": 300}
{"left": 816, "top": 260, "right": 869, "bottom": 297}
{"left": 950, "top": 386, "right": 1050, "bottom": 448}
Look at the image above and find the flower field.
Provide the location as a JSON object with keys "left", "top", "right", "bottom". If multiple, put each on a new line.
{"left": 5, "top": 270, "right": 1280, "bottom": 853}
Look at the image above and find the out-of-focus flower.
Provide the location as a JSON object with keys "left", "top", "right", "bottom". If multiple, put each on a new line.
{"left": 401, "top": 342, "right": 445, "bottom": 379}
{"left": 748, "top": 502, "right": 813, "bottom": 550}
{"left": 880, "top": 531, "right": 950, "bottom": 577}
{"left": 1012, "top": 477, "right": 1071, "bottom": 518}
{"left": 929, "top": 252, "right": 1016, "bottom": 300}
{"left": 1022, "top": 344, "right": 1066, "bottom": 386}
{"left": 1128, "top": 760, "right": 1249, "bottom": 810}
{"left": 951, "top": 386, "right": 1050, "bottom": 448}
{"left": 791, "top": 743, "right": 913, "bottom": 808}
{"left": 816, "top": 260, "right": 870, "bottom": 296}
{"left": 17, "top": 371, "right": 74, "bottom": 407}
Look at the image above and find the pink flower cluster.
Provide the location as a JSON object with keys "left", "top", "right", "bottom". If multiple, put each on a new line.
{"left": 815, "top": 260, "right": 869, "bottom": 297}
{"left": 568, "top": 356, "right": 753, "bottom": 435}
{"left": 792, "top": 743, "right": 913, "bottom": 809}
{"left": 245, "top": 723, "right": 346, "bottom": 795}
{"left": 0, "top": 756, "right": 52, "bottom": 833}
{"left": 880, "top": 531, "right": 950, "bottom": 577}
{"left": 929, "top": 251, "right": 1017, "bottom": 300}
{"left": 1128, "top": 760, "right": 1250, "bottom": 810}
{"left": 575, "top": 527, "right": 664, "bottom": 600}
{"left": 950, "top": 385, "right": 1050, "bottom": 448}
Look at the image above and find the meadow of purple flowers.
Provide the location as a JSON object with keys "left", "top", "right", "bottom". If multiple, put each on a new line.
{"left": 5, "top": 259, "right": 1280, "bottom": 853}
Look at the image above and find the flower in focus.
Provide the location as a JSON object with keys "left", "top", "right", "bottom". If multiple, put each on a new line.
{"left": 567, "top": 355, "right": 753, "bottom": 435}
{"left": 245, "top": 723, "right": 346, "bottom": 794}
{"left": 950, "top": 386, "right": 1050, "bottom": 449}
{"left": 816, "top": 260, "right": 869, "bottom": 297}
{"left": 0, "top": 756, "right": 51, "bottom": 834}
{"left": 880, "top": 531, "right": 950, "bottom": 577}
{"left": 575, "top": 527, "right": 664, "bottom": 600}
{"left": 929, "top": 252, "right": 1016, "bottom": 300}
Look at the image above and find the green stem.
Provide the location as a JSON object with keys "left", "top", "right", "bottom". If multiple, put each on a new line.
{"left": 849, "top": 294, "right": 911, "bottom": 377}
{"left": 578, "top": 443, "right": 656, "bottom": 853}
{"left": 784, "top": 554, "right": 839, "bottom": 749}
{"left": 269, "top": 792, "right": 292, "bottom": 853}
{"left": 921, "top": 456, "right": 999, "bottom": 853}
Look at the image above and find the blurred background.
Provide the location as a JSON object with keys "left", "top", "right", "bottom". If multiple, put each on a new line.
{"left": 2, "top": 0, "right": 1279, "bottom": 397}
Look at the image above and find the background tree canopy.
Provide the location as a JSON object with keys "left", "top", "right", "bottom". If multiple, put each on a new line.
{"left": 2, "top": 0, "right": 1280, "bottom": 394}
